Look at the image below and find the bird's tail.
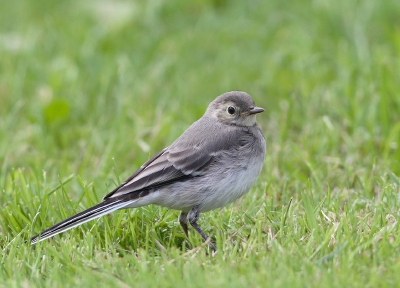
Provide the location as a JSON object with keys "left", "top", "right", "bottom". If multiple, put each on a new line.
{"left": 31, "top": 199, "right": 133, "bottom": 245}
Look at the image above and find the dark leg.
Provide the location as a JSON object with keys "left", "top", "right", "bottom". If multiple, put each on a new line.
{"left": 187, "top": 206, "right": 216, "bottom": 252}
{"left": 179, "top": 211, "right": 189, "bottom": 237}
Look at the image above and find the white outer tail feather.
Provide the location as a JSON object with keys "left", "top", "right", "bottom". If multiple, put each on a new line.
{"left": 31, "top": 200, "right": 136, "bottom": 244}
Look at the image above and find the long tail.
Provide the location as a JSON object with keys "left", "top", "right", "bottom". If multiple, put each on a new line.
{"left": 31, "top": 199, "right": 134, "bottom": 245}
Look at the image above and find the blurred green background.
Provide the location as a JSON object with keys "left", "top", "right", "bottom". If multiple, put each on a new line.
{"left": 1, "top": 0, "right": 400, "bottom": 287}
{"left": 1, "top": 0, "right": 400, "bottom": 173}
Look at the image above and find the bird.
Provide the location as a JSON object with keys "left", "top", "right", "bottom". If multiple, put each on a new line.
{"left": 31, "top": 91, "right": 266, "bottom": 252}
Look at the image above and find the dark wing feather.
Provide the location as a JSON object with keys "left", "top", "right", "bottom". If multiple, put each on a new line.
{"left": 167, "top": 147, "right": 214, "bottom": 174}
{"left": 104, "top": 148, "right": 187, "bottom": 199}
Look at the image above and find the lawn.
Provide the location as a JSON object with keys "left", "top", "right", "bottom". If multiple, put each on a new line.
{"left": 1, "top": 0, "right": 400, "bottom": 287}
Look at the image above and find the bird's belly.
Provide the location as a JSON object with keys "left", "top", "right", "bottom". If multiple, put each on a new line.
{"left": 198, "top": 157, "right": 264, "bottom": 212}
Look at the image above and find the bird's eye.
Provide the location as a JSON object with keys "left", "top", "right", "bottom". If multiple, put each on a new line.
{"left": 227, "top": 106, "right": 235, "bottom": 115}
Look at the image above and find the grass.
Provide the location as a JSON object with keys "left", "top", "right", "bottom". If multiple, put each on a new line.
{"left": 1, "top": 0, "right": 400, "bottom": 286}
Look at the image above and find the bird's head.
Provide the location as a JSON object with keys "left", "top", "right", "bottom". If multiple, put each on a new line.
{"left": 205, "top": 91, "right": 264, "bottom": 127}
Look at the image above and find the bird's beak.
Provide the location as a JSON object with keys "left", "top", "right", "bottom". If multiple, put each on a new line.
{"left": 249, "top": 106, "right": 265, "bottom": 115}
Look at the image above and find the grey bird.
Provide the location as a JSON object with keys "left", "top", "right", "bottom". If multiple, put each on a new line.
{"left": 31, "top": 91, "right": 266, "bottom": 252}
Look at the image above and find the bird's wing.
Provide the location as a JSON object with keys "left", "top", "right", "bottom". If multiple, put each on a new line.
{"left": 104, "top": 120, "right": 248, "bottom": 199}
{"left": 104, "top": 145, "right": 218, "bottom": 199}
{"left": 103, "top": 148, "right": 184, "bottom": 199}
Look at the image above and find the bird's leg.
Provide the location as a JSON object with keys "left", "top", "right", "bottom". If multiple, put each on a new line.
{"left": 179, "top": 211, "right": 189, "bottom": 237}
{"left": 187, "top": 206, "right": 216, "bottom": 252}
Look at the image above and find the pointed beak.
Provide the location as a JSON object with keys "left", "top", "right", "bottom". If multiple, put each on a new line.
{"left": 249, "top": 106, "right": 265, "bottom": 115}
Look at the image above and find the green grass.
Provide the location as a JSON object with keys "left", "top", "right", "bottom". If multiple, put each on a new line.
{"left": 1, "top": 0, "right": 400, "bottom": 286}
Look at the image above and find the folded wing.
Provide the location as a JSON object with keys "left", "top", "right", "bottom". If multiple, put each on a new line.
{"left": 104, "top": 120, "right": 251, "bottom": 199}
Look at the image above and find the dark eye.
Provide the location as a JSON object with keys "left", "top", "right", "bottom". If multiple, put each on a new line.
{"left": 227, "top": 106, "right": 235, "bottom": 115}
